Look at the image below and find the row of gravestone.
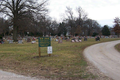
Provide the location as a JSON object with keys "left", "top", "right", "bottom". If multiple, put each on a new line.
{"left": 55, "top": 37, "right": 87, "bottom": 43}
{"left": 55, "top": 36, "right": 101, "bottom": 43}
{"left": 2, "top": 37, "right": 36, "bottom": 44}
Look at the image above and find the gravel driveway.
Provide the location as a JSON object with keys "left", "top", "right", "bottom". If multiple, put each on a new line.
{"left": 0, "top": 70, "right": 40, "bottom": 80}
{"left": 84, "top": 40, "right": 120, "bottom": 80}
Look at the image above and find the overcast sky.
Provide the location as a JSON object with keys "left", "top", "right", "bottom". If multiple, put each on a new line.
{"left": 48, "top": 0, "right": 120, "bottom": 27}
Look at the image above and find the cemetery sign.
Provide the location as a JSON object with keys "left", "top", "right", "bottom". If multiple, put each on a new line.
{"left": 38, "top": 37, "right": 51, "bottom": 47}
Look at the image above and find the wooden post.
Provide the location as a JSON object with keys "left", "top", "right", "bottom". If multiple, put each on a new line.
{"left": 49, "top": 54, "right": 51, "bottom": 57}
{"left": 39, "top": 47, "right": 41, "bottom": 58}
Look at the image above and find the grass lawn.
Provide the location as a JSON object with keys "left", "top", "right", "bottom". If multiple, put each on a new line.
{"left": 115, "top": 43, "right": 120, "bottom": 52}
{"left": 0, "top": 38, "right": 119, "bottom": 79}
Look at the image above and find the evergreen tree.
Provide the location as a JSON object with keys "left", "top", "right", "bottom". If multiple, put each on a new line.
{"left": 102, "top": 25, "right": 110, "bottom": 36}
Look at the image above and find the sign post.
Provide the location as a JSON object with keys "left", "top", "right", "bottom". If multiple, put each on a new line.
{"left": 39, "top": 47, "right": 41, "bottom": 57}
{"left": 38, "top": 37, "right": 51, "bottom": 57}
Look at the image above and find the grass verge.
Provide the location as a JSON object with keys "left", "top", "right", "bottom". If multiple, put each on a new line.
{"left": 0, "top": 38, "right": 119, "bottom": 80}
{"left": 115, "top": 43, "right": 120, "bottom": 52}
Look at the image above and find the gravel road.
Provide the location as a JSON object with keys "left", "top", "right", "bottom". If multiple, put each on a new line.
{"left": 0, "top": 70, "right": 41, "bottom": 80}
{"left": 84, "top": 40, "right": 120, "bottom": 80}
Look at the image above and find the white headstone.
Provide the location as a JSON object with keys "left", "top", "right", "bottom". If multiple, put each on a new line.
{"left": 18, "top": 40, "right": 23, "bottom": 44}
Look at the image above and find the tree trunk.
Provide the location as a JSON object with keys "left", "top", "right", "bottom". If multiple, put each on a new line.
{"left": 13, "top": 25, "right": 18, "bottom": 42}
{"left": 4, "top": 32, "right": 5, "bottom": 37}
{"left": 13, "top": 12, "right": 18, "bottom": 42}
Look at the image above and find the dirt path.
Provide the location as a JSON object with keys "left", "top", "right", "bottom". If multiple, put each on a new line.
{"left": 0, "top": 70, "right": 41, "bottom": 80}
{"left": 84, "top": 40, "right": 120, "bottom": 80}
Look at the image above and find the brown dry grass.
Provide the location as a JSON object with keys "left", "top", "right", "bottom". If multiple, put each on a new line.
{"left": 0, "top": 38, "right": 119, "bottom": 80}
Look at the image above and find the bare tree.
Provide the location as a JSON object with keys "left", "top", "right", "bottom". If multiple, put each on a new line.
{"left": 76, "top": 6, "right": 87, "bottom": 20}
{"left": 113, "top": 17, "right": 120, "bottom": 37}
{"left": 49, "top": 20, "right": 59, "bottom": 35}
{"left": 0, "top": 18, "right": 9, "bottom": 36}
{"left": 66, "top": 7, "right": 74, "bottom": 20}
{"left": 85, "top": 19, "right": 101, "bottom": 36}
{"left": 65, "top": 7, "right": 76, "bottom": 35}
{"left": 0, "top": 0, "right": 48, "bottom": 41}
{"left": 114, "top": 17, "right": 120, "bottom": 24}
{"left": 0, "top": 18, "right": 5, "bottom": 35}
{"left": 17, "top": 10, "right": 36, "bottom": 37}
{"left": 75, "top": 6, "right": 88, "bottom": 36}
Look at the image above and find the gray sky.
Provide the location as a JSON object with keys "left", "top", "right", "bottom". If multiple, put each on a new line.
{"left": 48, "top": 0, "right": 120, "bottom": 27}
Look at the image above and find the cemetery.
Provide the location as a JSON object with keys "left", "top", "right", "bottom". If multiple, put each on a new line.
{"left": 0, "top": 0, "right": 120, "bottom": 79}
{"left": 0, "top": 35, "right": 119, "bottom": 79}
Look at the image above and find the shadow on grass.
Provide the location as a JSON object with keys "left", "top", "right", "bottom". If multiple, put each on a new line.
{"left": 33, "top": 54, "right": 59, "bottom": 59}
{"left": 33, "top": 55, "right": 49, "bottom": 58}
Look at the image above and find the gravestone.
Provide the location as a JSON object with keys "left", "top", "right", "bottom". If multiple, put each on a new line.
{"left": 84, "top": 37, "right": 87, "bottom": 41}
{"left": 75, "top": 39, "right": 79, "bottom": 42}
{"left": 9, "top": 40, "right": 13, "bottom": 44}
{"left": 27, "top": 38, "right": 31, "bottom": 42}
{"left": 71, "top": 38, "right": 75, "bottom": 42}
{"left": 55, "top": 39, "right": 58, "bottom": 42}
{"left": 58, "top": 39, "right": 62, "bottom": 43}
{"left": 78, "top": 37, "right": 82, "bottom": 42}
{"left": 18, "top": 40, "right": 23, "bottom": 44}
{"left": 31, "top": 37, "right": 36, "bottom": 44}
{"left": 65, "top": 37, "right": 70, "bottom": 41}
{"left": 96, "top": 36, "right": 100, "bottom": 41}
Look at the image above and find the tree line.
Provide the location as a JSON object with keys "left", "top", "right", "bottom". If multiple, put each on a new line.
{"left": 0, "top": 0, "right": 118, "bottom": 41}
